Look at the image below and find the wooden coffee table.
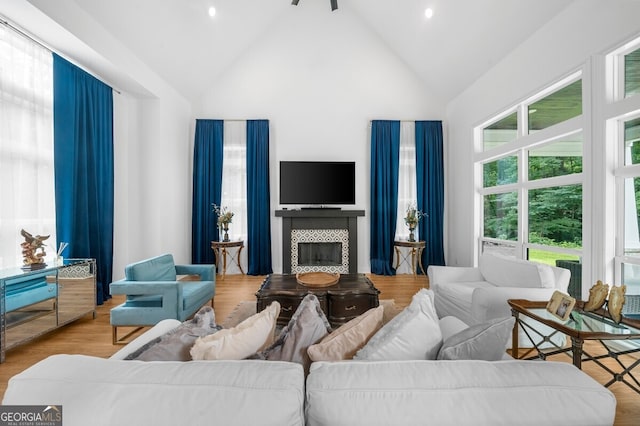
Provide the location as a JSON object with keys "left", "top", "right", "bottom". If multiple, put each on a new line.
{"left": 256, "top": 274, "right": 380, "bottom": 327}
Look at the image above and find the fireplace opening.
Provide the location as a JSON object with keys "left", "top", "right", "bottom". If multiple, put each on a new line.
{"left": 298, "top": 242, "right": 342, "bottom": 266}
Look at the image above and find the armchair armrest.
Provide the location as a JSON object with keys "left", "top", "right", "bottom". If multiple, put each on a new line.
{"left": 175, "top": 264, "right": 216, "bottom": 282}
{"left": 471, "top": 286, "right": 557, "bottom": 324}
{"left": 427, "top": 265, "right": 484, "bottom": 290}
{"left": 109, "top": 280, "right": 184, "bottom": 296}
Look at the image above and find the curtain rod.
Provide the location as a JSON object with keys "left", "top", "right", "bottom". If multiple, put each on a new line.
{"left": 0, "top": 17, "right": 122, "bottom": 95}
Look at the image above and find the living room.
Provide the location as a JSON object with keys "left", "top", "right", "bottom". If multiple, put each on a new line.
{"left": 2, "top": 0, "right": 640, "bottom": 425}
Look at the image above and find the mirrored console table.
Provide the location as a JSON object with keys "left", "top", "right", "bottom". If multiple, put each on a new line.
{"left": 0, "top": 258, "right": 96, "bottom": 363}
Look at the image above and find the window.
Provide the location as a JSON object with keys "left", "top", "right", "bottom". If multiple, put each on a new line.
{"left": 625, "top": 47, "right": 640, "bottom": 98}
{"left": 0, "top": 25, "right": 54, "bottom": 269}
{"left": 482, "top": 111, "right": 517, "bottom": 151}
{"left": 476, "top": 74, "right": 584, "bottom": 295}
{"left": 528, "top": 79, "right": 582, "bottom": 133}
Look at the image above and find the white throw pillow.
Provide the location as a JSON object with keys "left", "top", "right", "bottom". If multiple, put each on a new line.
{"left": 190, "top": 301, "right": 280, "bottom": 360}
{"left": 479, "top": 253, "right": 555, "bottom": 289}
{"left": 308, "top": 305, "right": 384, "bottom": 361}
{"left": 354, "top": 289, "right": 442, "bottom": 361}
{"left": 437, "top": 316, "right": 514, "bottom": 361}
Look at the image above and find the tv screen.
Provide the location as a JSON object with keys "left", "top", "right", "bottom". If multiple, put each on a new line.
{"left": 280, "top": 161, "right": 355, "bottom": 205}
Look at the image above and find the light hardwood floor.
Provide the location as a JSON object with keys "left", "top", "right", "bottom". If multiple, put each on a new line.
{"left": 0, "top": 274, "right": 637, "bottom": 425}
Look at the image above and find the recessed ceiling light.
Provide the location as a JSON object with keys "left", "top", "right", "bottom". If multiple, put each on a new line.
{"left": 208, "top": 6, "right": 216, "bottom": 17}
{"left": 425, "top": 8, "right": 434, "bottom": 19}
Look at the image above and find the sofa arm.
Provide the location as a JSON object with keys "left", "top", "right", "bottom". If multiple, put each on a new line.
{"left": 427, "top": 265, "right": 483, "bottom": 290}
{"left": 175, "top": 264, "right": 216, "bottom": 281}
{"left": 471, "top": 287, "right": 557, "bottom": 324}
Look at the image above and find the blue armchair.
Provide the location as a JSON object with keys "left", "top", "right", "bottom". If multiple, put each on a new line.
{"left": 109, "top": 254, "right": 215, "bottom": 344}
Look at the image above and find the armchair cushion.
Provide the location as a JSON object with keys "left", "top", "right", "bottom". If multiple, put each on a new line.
{"left": 125, "top": 253, "right": 177, "bottom": 281}
{"left": 479, "top": 253, "right": 555, "bottom": 289}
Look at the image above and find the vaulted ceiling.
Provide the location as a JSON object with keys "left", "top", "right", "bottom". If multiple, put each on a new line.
{"left": 6, "top": 0, "right": 575, "bottom": 105}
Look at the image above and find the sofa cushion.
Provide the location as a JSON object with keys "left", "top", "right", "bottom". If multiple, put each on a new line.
{"left": 3, "top": 355, "right": 306, "bottom": 426}
{"left": 124, "top": 306, "right": 220, "bottom": 361}
{"left": 437, "top": 316, "right": 514, "bottom": 361}
{"left": 125, "top": 254, "right": 177, "bottom": 281}
{"left": 190, "top": 301, "right": 280, "bottom": 360}
{"left": 308, "top": 305, "right": 384, "bottom": 362}
{"left": 305, "top": 360, "right": 617, "bottom": 426}
{"left": 354, "top": 289, "right": 442, "bottom": 361}
{"left": 251, "top": 294, "right": 331, "bottom": 372}
{"left": 479, "top": 253, "right": 554, "bottom": 289}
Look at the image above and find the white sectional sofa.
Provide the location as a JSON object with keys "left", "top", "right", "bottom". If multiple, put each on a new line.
{"left": 428, "top": 253, "right": 571, "bottom": 346}
{"left": 3, "top": 316, "right": 616, "bottom": 426}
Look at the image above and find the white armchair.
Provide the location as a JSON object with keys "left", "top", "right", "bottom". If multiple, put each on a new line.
{"left": 428, "top": 253, "right": 571, "bottom": 347}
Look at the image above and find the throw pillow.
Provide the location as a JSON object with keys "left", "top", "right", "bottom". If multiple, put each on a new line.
{"left": 250, "top": 294, "right": 331, "bottom": 372}
{"left": 308, "top": 305, "right": 384, "bottom": 362}
{"left": 190, "top": 301, "right": 280, "bottom": 360}
{"left": 125, "top": 306, "right": 220, "bottom": 361}
{"left": 437, "top": 316, "right": 515, "bottom": 361}
{"left": 354, "top": 288, "right": 442, "bottom": 361}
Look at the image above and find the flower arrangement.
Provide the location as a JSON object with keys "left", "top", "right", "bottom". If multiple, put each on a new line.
{"left": 404, "top": 203, "right": 426, "bottom": 242}
{"left": 212, "top": 204, "right": 234, "bottom": 228}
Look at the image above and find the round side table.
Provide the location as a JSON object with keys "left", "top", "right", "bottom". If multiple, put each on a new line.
{"left": 210, "top": 240, "right": 245, "bottom": 279}
{"left": 393, "top": 240, "right": 426, "bottom": 277}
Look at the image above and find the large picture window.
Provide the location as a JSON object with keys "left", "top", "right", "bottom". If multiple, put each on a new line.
{"left": 476, "top": 74, "right": 584, "bottom": 297}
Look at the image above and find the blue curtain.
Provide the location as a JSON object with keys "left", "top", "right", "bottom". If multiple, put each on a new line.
{"left": 246, "top": 120, "right": 273, "bottom": 275}
{"left": 191, "top": 120, "right": 224, "bottom": 264}
{"left": 416, "top": 121, "right": 445, "bottom": 267}
{"left": 53, "top": 53, "right": 114, "bottom": 305}
{"left": 370, "top": 120, "right": 400, "bottom": 275}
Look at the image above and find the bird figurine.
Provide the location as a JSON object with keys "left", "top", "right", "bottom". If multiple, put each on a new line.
{"left": 20, "top": 228, "right": 50, "bottom": 266}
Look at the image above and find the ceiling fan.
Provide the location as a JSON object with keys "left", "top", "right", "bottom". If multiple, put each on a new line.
{"left": 292, "top": 0, "right": 338, "bottom": 12}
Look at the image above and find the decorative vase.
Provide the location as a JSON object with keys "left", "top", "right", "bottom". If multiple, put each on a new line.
{"left": 223, "top": 223, "right": 230, "bottom": 242}
{"left": 408, "top": 224, "right": 416, "bottom": 242}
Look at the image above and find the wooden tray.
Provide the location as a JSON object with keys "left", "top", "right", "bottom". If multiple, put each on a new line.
{"left": 296, "top": 272, "right": 340, "bottom": 288}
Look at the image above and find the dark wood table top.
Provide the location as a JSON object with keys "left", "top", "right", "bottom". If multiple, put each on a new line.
{"left": 257, "top": 274, "right": 380, "bottom": 297}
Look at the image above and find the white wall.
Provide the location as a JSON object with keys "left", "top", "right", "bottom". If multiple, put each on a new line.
{"left": 195, "top": 2, "right": 443, "bottom": 273}
{"left": 445, "top": 0, "right": 640, "bottom": 268}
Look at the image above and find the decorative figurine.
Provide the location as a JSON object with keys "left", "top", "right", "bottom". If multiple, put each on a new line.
{"left": 584, "top": 280, "right": 609, "bottom": 312}
{"left": 20, "top": 228, "right": 50, "bottom": 268}
{"left": 607, "top": 284, "right": 626, "bottom": 324}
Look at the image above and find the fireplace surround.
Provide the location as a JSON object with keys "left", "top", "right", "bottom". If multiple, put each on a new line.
{"left": 275, "top": 209, "right": 365, "bottom": 274}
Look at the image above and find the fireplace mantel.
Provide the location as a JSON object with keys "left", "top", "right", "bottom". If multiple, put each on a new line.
{"left": 275, "top": 209, "right": 365, "bottom": 274}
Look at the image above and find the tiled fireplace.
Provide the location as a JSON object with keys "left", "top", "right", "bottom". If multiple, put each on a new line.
{"left": 275, "top": 209, "right": 365, "bottom": 274}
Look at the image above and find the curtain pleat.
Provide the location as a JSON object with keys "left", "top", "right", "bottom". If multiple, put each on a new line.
{"left": 246, "top": 120, "right": 273, "bottom": 275}
{"left": 191, "top": 119, "right": 224, "bottom": 264}
{"left": 370, "top": 120, "right": 400, "bottom": 275}
{"left": 53, "top": 53, "right": 114, "bottom": 304}
{"left": 416, "top": 121, "right": 445, "bottom": 267}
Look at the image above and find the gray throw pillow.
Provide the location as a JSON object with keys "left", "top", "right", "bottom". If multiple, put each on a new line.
{"left": 436, "top": 316, "right": 515, "bottom": 361}
{"left": 125, "top": 306, "right": 221, "bottom": 361}
{"left": 250, "top": 293, "right": 331, "bottom": 373}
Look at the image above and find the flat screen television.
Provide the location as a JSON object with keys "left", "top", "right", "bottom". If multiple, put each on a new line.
{"left": 280, "top": 161, "right": 355, "bottom": 205}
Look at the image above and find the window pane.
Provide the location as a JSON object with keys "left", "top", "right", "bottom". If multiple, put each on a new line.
{"left": 483, "top": 112, "right": 517, "bottom": 151}
{"left": 622, "top": 263, "right": 640, "bottom": 294}
{"left": 528, "top": 250, "right": 582, "bottom": 298}
{"left": 625, "top": 47, "right": 640, "bottom": 98}
{"left": 624, "top": 177, "right": 640, "bottom": 257}
{"left": 483, "top": 156, "right": 517, "bottom": 187}
{"left": 481, "top": 240, "right": 516, "bottom": 257}
{"left": 528, "top": 134, "right": 583, "bottom": 180}
{"left": 529, "top": 185, "right": 582, "bottom": 248}
{"left": 528, "top": 80, "right": 582, "bottom": 133}
{"left": 484, "top": 192, "right": 518, "bottom": 241}
{"left": 624, "top": 117, "right": 640, "bottom": 165}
